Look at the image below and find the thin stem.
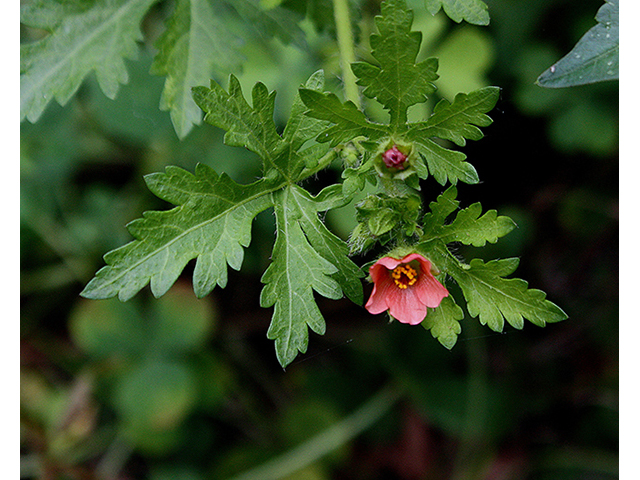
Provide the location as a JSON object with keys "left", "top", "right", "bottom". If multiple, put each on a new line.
{"left": 450, "top": 321, "right": 491, "bottom": 480}
{"left": 332, "top": 0, "right": 360, "bottom": 108}
{"left": 224, "top": 384, "right": 400, "bottom": 480}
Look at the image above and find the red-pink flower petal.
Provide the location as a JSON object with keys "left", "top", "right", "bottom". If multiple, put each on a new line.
{"left": 365, "top": 253, "right": 449, "bottom": 325}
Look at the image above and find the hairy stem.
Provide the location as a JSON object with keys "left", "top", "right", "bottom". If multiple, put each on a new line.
{"left": 332, "top": 0, "right": 360, "bottom": 108}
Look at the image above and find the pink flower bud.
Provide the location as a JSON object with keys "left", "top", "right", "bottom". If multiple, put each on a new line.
{"left": 382, "top": 145, "right": 408, "bottom": 170}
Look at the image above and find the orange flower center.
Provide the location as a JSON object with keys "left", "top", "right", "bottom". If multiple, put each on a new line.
{"left": 391, "top": 264, "right": 418, "bottom": 289}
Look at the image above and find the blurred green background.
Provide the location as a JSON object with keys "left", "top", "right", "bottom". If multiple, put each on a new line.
{"left": 20, "top": 0, "right": 618, "bottom": 479}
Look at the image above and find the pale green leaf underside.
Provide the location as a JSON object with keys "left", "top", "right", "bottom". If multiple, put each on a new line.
{"left": 537, "top": 0, "right": 618, "bottom": 88}
{"left": 151, "top": 0, "right": 243, "bottom": 138}
{"left": 21, "top": 0, "right": 158, "bottom": 122}
{"left": 80, "top": 164, "right": 275, "bottom": 301}
{"left": 261, "top": 185, "right": 360, "bottom": 368}
{"left": 425, "top": 0, "right": 490, "bottom": 26}
{"left": 450, "top": 258, "right": 568, "bottom": 332}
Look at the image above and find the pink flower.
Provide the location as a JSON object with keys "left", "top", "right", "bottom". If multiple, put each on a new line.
{"left": 365, "top": 253, "right": 449, "bottom": 325}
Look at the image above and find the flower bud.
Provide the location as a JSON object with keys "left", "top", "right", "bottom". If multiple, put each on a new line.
{"left": 382, "top": 145, "right": 408, "bottom": 170}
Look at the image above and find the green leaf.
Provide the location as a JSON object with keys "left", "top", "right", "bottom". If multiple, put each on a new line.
{"left": 405, "top": 86, "right": 499, "bottom": 185}
{"left": 425, "top": 0, "right": 490, "bottom": 26}
{"left": 421, "top": 185, "right": 460, "bottom": 237}
{"left": 413, "top": 138, "right": 479, "bottom": 185}
{"left": 292, "top": 185, "right": 364, "bottom": 305}
{"left": 231, "top": 0, "right": 306, "bottom": 48}
{"left": 193, "top": 76, "right": 284, "bottom": 171}
{"left": 410, "top": 87, "right": 500, "bottom": 147}
{"left": 260, "top": 185, "right": 362, "bottom": 368}
{"left": 350, "top": 0, "right": 439, "bottom": 126}
{"left": 193, "top": 73, "right": 331, "bottom": 181}
{"left": 150, "top": 0, "right": 243, "bottom": 139}
{"left": 300, "top": 3, "right": 497, "bottom": 188}
{"left": 80, "top": 164, "right": 275, "bottom": 301}
{"left": 537, "top": 0, "right": 618, "bottom": 88}
{"left": 298, "top": 89, "right": 387, "bottom": 147}
{"left": 20, "top": 0, "right": 158, "bottom": 122}
{"left": 448, "top": 257, "right": 568, "bottom": 332}
{"left": 418, "top": 189, "right": 565, "bottom": 338}
{"left": 436, "top": 202, "right": 516, "bottom": 247}
{"left": 423, "top": 295, "right": 464, "bottom": 349}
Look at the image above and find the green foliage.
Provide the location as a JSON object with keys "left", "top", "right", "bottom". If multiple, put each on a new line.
{"left": 301, "top": 2, "right": 499, "bottom": 186}
{"left": 69, "top": 286, "right": 217, "bottom": 453}
{"left": 425, "top": 0, "right": 490, "bottom": 26}
{"left": 537, "top": 0, "right": 618, "bottom": 88}
{"left": 20, "top": 0, "right": 307, "bottom": 137}
{"left": 261, "top": 185, "right": 362, "bottom": 367}
{"left": 21, "top": 0, "right": 159, "bottom": 122}
{"left": 418, "top": 186, "right": 567, "bottom": 345}
{"left": 79, "top": 0, "right": 564, "bottom": 369}
{"left": 449, "top": 257, "right": 567, "bottom": 332}
{"left": 20, "top": 0, "right": 617, "bottom": 478}
{"left": 150, "top": 0, "right": 244, "bottom": 138}
{"left": 350, "top": 0, "right": 439, "bottom": 127}
{"left": 80, "top": 165, "right": 275, "bottom": 301}
{"left": 423, "top": 295, "right": 463, "bottom": 349}
{"left": 82, "top": 70, "right": 363, "bottom": 367}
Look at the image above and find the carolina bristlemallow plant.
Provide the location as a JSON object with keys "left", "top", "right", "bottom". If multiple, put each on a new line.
{"left": 72, "top": 0, "right": 574, "bottom": 368}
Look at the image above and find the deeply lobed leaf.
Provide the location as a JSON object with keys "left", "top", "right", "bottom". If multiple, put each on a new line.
{"left": 81, "top": 164, "right": 276, "bottom": 301}
{"left": 298, "top": 89, "right": 387, "bottom": 147}
{"left": 21, "top": 0, "right": 158, "bottom": 122}
{"left": 301, "top": 1, "right": 498, "bottom": 188}
{"left": 350, "top": 0, "right": 439, "bottom": 126}
{"left": 193, "top": 76, "right": 284, "bottom": 169}
{"left": 448, "top": 257, "right": 568, "bottom": 332}
{"left": 150, "top": 0, "right": 243, "bottom": 138}
{"left": 423, "top": 296, "right": 464, "bottom": 349}
{"left": 409, "top": 87, "right": 500, "bottom": 147}
{"left": 260, "top": 185, "right": 363, "bottom": 367}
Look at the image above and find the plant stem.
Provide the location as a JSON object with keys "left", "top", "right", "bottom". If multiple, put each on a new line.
{"left": 332, "top": 0, "right": 360, "bottom": 108}
{"left": 451, "top": 321, "right": 491, "bottom": 480}
{"left": 225, "top": 384, "right": 400, "bottom": 480}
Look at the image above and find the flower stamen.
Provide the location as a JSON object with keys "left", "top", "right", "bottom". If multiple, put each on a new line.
{"left": 391, "top": 264, "right": 418, "bottom": 289}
